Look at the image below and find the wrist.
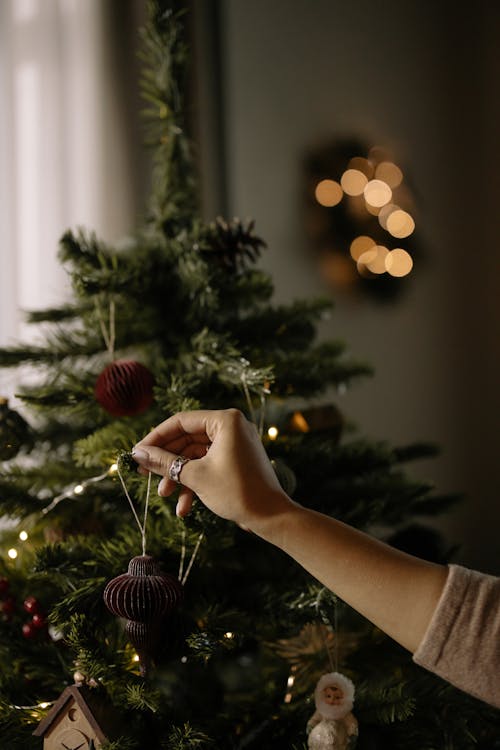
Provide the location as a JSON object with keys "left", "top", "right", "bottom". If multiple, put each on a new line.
{"left": 246, "top": 492, "right": 304, "bottom": 548}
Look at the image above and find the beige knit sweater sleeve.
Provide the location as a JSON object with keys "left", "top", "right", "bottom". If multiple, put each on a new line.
{"left": 413, "top": 564, "right": 500, "bottom": 708}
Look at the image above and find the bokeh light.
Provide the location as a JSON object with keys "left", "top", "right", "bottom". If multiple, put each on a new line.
{"left": 267, "top": 426, "right": 279, "bottom": 440}
{"left": 375, "top": 161, "right": 403, "bottom": 188}
{"left": 8, "top": 548, "right": 18, "bottom": 559}
{"left": 350, "top": 235, "right": 376, "bottom": 261}
{"left": 368, "top": 145, "right": 392, "bottom": 164}
{"left": 314, "top": 179, "right": 343, "bottom": 207}
{"left": 386, "top": 209, "right": 415, "bottom": 238}
{"left": 385, "top": 248, "right": 413, "bottom": 277}
{"left": 347, "top": 156, "right": 374, "bottom": 179}
{"left": 319, "top": 252, "right": 357, "bottom": 287}
{"left": 289, "top": 411, "right": 310, "bottom": 432}
{"left": 365, "top": 245, "right": 389, "bottom": 274}
{"left": 19, "top": 531, "right": 28, "bottom": 541}
{"left": 341, "top": 169, "right": 368, "bottom": 196}
{"left": 378, "top": 203, "right": 398, "bottom": 230}
{"left": 364, "top": 179, "right": 392, "bottom": 207}
{"left": 357, "top": 248, "right": 378, "bottom": 276}
{"left": 364, "top": 201, "right": 382, "bottom": 216}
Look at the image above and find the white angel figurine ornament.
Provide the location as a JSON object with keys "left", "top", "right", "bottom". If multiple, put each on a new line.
{"left": 307, "top": 672, "right": 358, "bottom": 750}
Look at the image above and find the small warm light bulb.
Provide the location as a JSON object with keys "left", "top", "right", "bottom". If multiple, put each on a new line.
{"left": 224, "top": 631, "right": 234, "bottom": 639}
{"left": 133, "top": 653, "right": 140, "bottom": 662}
{"left": 73, "top": 484, "right": 84, "bottom": 495}
{"left": 267, "top": 426, "right": 279, "bottom": 440}
{"left": 8, "top": 548, "right": 18, "bottom": 559}
{"left": 284, "top": 673, "right": 295, "bottom": 703}
{"left": 19, "top": 531, "right": 28, "bottom": 541}
{"left": 38, "top": 702, "right": 50, "bottom": 709}
{"left": 290, "top": 411, "right": 310, "bottom": 433}
{"left": 109, "top": 463, "right": 119, "bottom": 474}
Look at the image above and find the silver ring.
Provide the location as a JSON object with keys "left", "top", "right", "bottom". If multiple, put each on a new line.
{"left": 169, "top": 455, "right": 190, "bottom": 484}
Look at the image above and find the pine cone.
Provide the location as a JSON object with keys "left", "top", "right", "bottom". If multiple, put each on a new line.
{"left": 198, "top": 217, "right": 266, "bottom": 271}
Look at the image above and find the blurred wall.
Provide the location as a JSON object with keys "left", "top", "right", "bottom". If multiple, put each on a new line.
{"left": 193, "top": 0, "right": 500, "bottom": 573}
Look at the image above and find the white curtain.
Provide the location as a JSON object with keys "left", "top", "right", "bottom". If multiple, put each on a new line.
{"left": 0, "top": 0, "right": 140, "bottom": 398}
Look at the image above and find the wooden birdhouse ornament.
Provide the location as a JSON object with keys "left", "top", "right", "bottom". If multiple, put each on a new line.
{"left": 33, "top": 685, "right": 115, "bottom": 749}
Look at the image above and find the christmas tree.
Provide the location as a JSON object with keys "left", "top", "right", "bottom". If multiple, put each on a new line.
{"left": 0, "top": 3, "right": 498, "bottom": 748}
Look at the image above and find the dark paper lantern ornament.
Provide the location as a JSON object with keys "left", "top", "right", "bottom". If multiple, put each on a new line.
{"left": 0, "top": 397, "right": 33, "bottom": 460}
{"left": 103, "top": 555, "right": 183, "bottom": 675}
{"left": 94, "top": 360, "right": 155, "bottom": 417}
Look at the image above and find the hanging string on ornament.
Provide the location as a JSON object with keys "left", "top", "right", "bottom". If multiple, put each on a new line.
{"left": 115, "top": 463, "right": 151, "bottom": 557}
{"left": 178, "top": 525, "right": 204, "bottom": 586}
{"left": 315, "top": 588, "right": 338, "bottom": 674}
{"left": 95, "top": 298, "right": 116, "bottom": 360}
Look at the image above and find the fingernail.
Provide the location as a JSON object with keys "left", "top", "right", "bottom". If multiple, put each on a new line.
{"left": 131, "top": 447, "right": 149, "bottom": 462}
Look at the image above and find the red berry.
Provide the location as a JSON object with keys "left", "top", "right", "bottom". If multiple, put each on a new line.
{"left": 22, "top": 622, "right": 36, "bottom": 639}
{"left": 31, "top": 613, "right": 46, "bottom": 629}
{"left": 23, "top": 596, "right": 40, "bottom": 614}
{"left": 0, "top": 577, "right": 9, "bottom": 596}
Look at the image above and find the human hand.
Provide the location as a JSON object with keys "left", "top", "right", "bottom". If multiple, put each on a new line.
{"left": 132, "top": 409, "right": 293, "bottom": 531}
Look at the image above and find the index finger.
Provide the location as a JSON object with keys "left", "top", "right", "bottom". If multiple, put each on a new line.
{"left": 136, "top": 410, "right": 216, "bottom": 448}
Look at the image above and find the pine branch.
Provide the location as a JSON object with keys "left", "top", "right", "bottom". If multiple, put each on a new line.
{"left": 0, "top": 701, "right": 38, "bottom": 750}
{"left": 162, "top": 723, "right": 215, "bottom": 749}
{"left": 26, "top": 303, "right": 92, "bottom": 324}
{"left": 73, "top": 423, "right": 140, "bottom": 468}
{"left": 269, "top": 343, "right": 373, "bottom": 396}
{"left": 357, "top": 680, "right": 417, "bottom": 724}
{"left": 139, "top": 1, "right": 197, "bottom": 235}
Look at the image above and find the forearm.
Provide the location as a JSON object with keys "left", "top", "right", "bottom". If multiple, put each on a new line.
{"left": 251, "top": 499, "right": 448, "bottom": 653}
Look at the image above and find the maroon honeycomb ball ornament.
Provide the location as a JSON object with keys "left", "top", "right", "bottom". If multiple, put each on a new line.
{"left": 94, "top": 360, "right": 155, "bottom": 417}
{"left": 103, "top": 555, "right": 183, "bottom": 676}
